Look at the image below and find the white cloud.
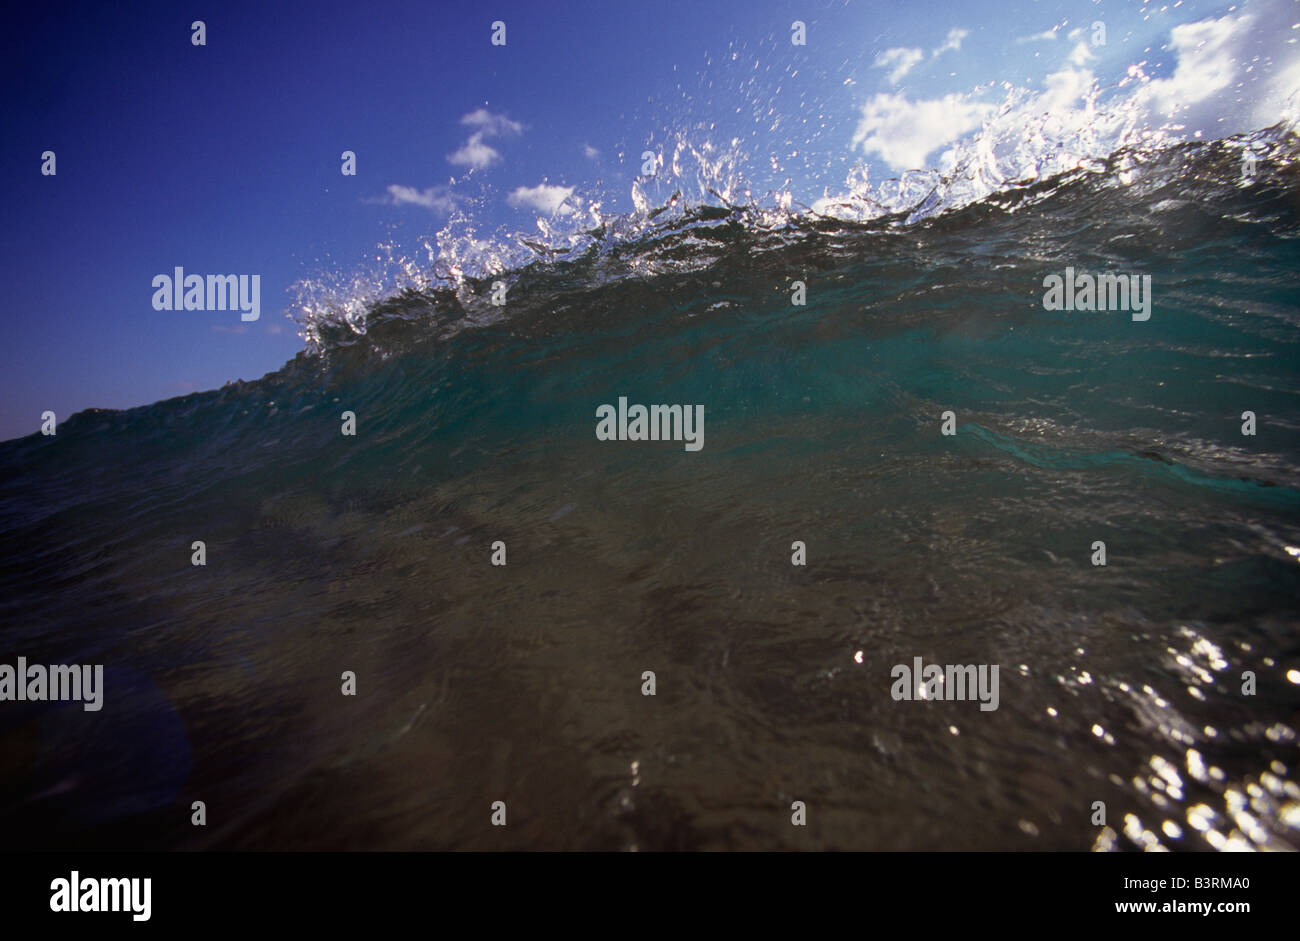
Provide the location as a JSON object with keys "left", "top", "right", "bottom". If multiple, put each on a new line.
{"left": 851, "top": 91, "right": 994, "bottom": 170}
{"left": 385, "top": 184, "right": 457, "bottom": 213}
{"left": 873, "top": 47, "right": 924, "bottom": 85}
{"left": 1067, "top": 41, "right": 1094, "bottom": 67}
{"left": 872, "top": 28, "right": 968, "bottom": 85}
{"left": 448, "top": 109, "right": 522, "bottom": 169}
{"left": 1016, "top": 29, "right": 1059, "bottom": 44}
{"left": 828, "top": 0, "right": 1300, "bottom": 218}
{"left": 933, "top": 28, "right": 968, "bottom": 57}
{"left": 1263, "top": 58, "right": 1300, "bottom": 129}
{"left": 448, "top": 134, "right": 502, "bottom": 169}
{"left": 460, "top": 108, "right": 523, "bottom": 136}
{"left": 507, "top": 183, "right": 575, "bottom": 215}
{"left": 1136, "top": 12, "right": 1250, "bottom": 120}
{"left": 582, "top": 144, "right": 600, "bottom": 160}
{"left": 1131, "top": 1, "right": 1300, "bottom": 133}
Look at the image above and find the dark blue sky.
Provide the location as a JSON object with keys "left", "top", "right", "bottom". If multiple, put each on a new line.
{"left": 1, "top": 0, "right": 1283, "bottom": 441}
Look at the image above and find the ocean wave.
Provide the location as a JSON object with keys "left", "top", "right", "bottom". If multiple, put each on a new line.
{"left": 289, "top": 117, "right": 1299, "bottom": 359}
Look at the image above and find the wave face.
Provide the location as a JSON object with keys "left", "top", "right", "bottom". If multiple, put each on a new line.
{"left": 2, "top": 125, "right": 1300, "bottom": 850}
